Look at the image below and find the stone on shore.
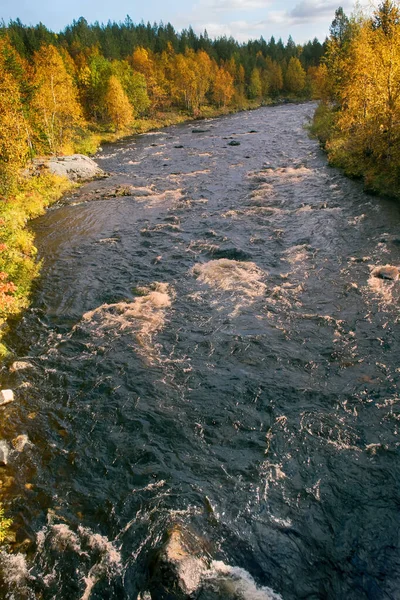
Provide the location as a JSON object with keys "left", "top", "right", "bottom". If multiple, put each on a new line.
{"left": 0, "top": 390, "right": 14, "bottom": 406}
{"left": 0, "top": 441, "right": 10, "bottom": 465}
{"left": 371, "top": 265, "right": 399, "bottom": 281}
{"left": 32, "top": 154, "right": 106, "bottom": 182}
{"left": 9, "top": 361, "right": 33, "bottom": 373}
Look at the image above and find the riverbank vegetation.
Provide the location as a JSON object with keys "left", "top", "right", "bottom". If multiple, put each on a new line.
{"left": 311, "top": 1, "right": 400, "bottom": 198}
{"left": 0, "top": 18, "right": 325, "bottom": 351}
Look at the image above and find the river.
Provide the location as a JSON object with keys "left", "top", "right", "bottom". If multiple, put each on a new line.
{"left": 0, "top": 102, "right": 400, "bottom": 599}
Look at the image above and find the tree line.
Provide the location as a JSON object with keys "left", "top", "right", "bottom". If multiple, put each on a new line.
{"left": 312, "top": 0, "right": 400, "bottom": 197}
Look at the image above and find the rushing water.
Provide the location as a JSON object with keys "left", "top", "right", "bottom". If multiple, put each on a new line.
{"left": 1, "top": 103, "right": 400, "bottom": 599}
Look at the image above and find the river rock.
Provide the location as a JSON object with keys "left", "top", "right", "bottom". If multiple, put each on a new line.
{"left": 0, "top": 441, "right": 10, "bottom": 465}
{"left": 32, "top": 154, "right": 106, "bottom": 182}
{"left": 9, "top": 361, "right": 33, "bottom": 373}
{"left": 12, "top": 434, "right": 30, "bottom": 452}
{"left": 371, "top": 265, "right": 399, "bottom": 281}
{"left": 0, "top": 390, "right": 14, "bottom": 406}
{"left": 148, "top": 526, "right": 209, "bottom": 599}
{"left": 228, "top": 140, "right": 240, "bottom": 146}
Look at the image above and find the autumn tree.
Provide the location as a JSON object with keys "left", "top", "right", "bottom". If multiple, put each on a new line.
{"left": 111, "top": 60, "right": 150, "bottom": 116}
{"left": 32, "top": 44, "right": 84, "bottom": 154}
{"left": 213, "top": 66, "right": 234, "bottom": 107}
{"left": 312, "top": 1, "right": 400, "bottom": 195}
{"left": 105, "top": 75, "right": 133, "bottom": 130}
{"left": 0, "top": 69, "right": 29, "bottom": 193}
{"left": 248, "top": 67, "right": 262, "bottom": 99}
{"left": 285, "top": 57, "right": 306, "bottom": 93}
{"left": 0, "top": 38, "right": 30, "bottom": 193}
{"left": 131, "top": 47, "right": 166, "bottom": 109}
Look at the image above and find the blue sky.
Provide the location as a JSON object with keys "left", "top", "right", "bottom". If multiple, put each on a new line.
{"left": 0, "top": 0, "right": 355, "bottom": 44}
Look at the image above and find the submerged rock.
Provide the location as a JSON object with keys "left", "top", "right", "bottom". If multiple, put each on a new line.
{"left": 371, "top": 265, "right": 399, "bottom": 281}
{"left": 148, "top": 526, "right": 209, "bottom": 599}
{"left": 0, "top": 390, "right": 14, "bottom": 406}
{"left": 12, "top": 435, "right": 30, "bottom": 452}
{"left": 31, "top": 154, "right": 106, "bottom": 182}
{"left": 147, "top": 526, "right": 282, "bottom": 600}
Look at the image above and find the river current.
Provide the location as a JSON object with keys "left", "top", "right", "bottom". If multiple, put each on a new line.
{"left": 1, "top": 103, "right": 400, "bottom": 599}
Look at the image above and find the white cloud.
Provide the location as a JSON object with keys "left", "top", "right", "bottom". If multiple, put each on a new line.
{"left": 200, "top": 0, "right": 270, "bottom": 10}
{"left": 267, "top": 0, "right": 352, "bottom": 27}
{"left": 289, "top": 0, "right": 351, "bottom": 20}
{"left": 192, "top": 19, "right": 267, "bottom": 41}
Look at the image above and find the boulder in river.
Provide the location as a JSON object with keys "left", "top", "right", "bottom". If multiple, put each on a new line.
{"left": 228, "top": 140, "right": 240, "bottom": 146}
{"left": 31, "top": 154, "right": 106, "bottom": 182}
{"left": 148, "top": 525, "right": 209, "bottom": 599}
{"left": 371, "top": 265, "right": 399, "bottom": 281}
{"left": 0, "top": 390, "right": 14, "bottom": 406}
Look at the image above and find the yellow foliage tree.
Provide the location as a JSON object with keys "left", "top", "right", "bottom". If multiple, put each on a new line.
{"left": 313, "top": 1, "right": 400, "bottom": 195}
{"left": 0, "top": 61, "right": 30, "bottom": 193}
{"left": 248, "top": 67, "right": 262, "bottom": 99}
{"left": 105, "top": 75, "right": 133, "bottom": 131}
{"left": 285, "top": 57, "right": 306, "bottom": 93}
{"left": 332, "top": 4, "right": 400, "bottom": 172}
{"left": 213, "top": 67, "right": 234, "bottom": 107}
{"left": 32, "top": 44, "right": 84, "bottom": 154}
{"left": 131, "top": 47, "right": 166, "bottom": 109}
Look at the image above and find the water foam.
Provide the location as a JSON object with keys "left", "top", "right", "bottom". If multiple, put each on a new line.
{"left": 191, "top": 259, "right": 266, "bottom": 314}
{"left": 35, "top": 522, "right": 123, "bottom": 600}
{"left": 367, "top": 266, "right": 400, "bottom": 307}
{"left": 79, "top": 282, "right": 173, "bottom": 362}
{"left": 203, "top": 561, "right": 283, "bottom": 600}
{"left": 0, "top": 551, "right": 30, "bottom": 591}
{"left": 78, "top": 526, "right": 122, "bottom": 600}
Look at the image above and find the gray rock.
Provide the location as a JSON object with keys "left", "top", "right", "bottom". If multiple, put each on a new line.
{"left": 0, "top": 390, "right": 14, "bottom": 406}
{"left": 32, "top": 154, "right": 106, "bottom": 182}
{"left": 228, "top": 140, "right": 240, "bottom": 146}
{"left": 148, "top": 526, "right": 209, "bottom": 599}
{"left": 0, "top": 441, "right": 10, "bottom": 465}
{"left": 371, "top": 265, "right": 399, "bottom": 281}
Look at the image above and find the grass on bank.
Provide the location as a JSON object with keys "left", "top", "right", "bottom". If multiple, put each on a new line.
{"left": 0, "top": 173, "right": 75, "bottom": 358}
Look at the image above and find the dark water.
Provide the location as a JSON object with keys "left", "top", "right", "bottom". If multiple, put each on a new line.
{"left": 1, "top": 103, "right": 400, "bottom": 599}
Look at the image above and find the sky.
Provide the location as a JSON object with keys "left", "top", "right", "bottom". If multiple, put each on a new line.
{"left": 0, "top": 0, "right": 356, "bottom": 44}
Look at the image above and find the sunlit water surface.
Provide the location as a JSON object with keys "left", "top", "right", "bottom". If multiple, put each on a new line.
{"left": 1, "top": 103, "right": 400, "bottom": 599}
